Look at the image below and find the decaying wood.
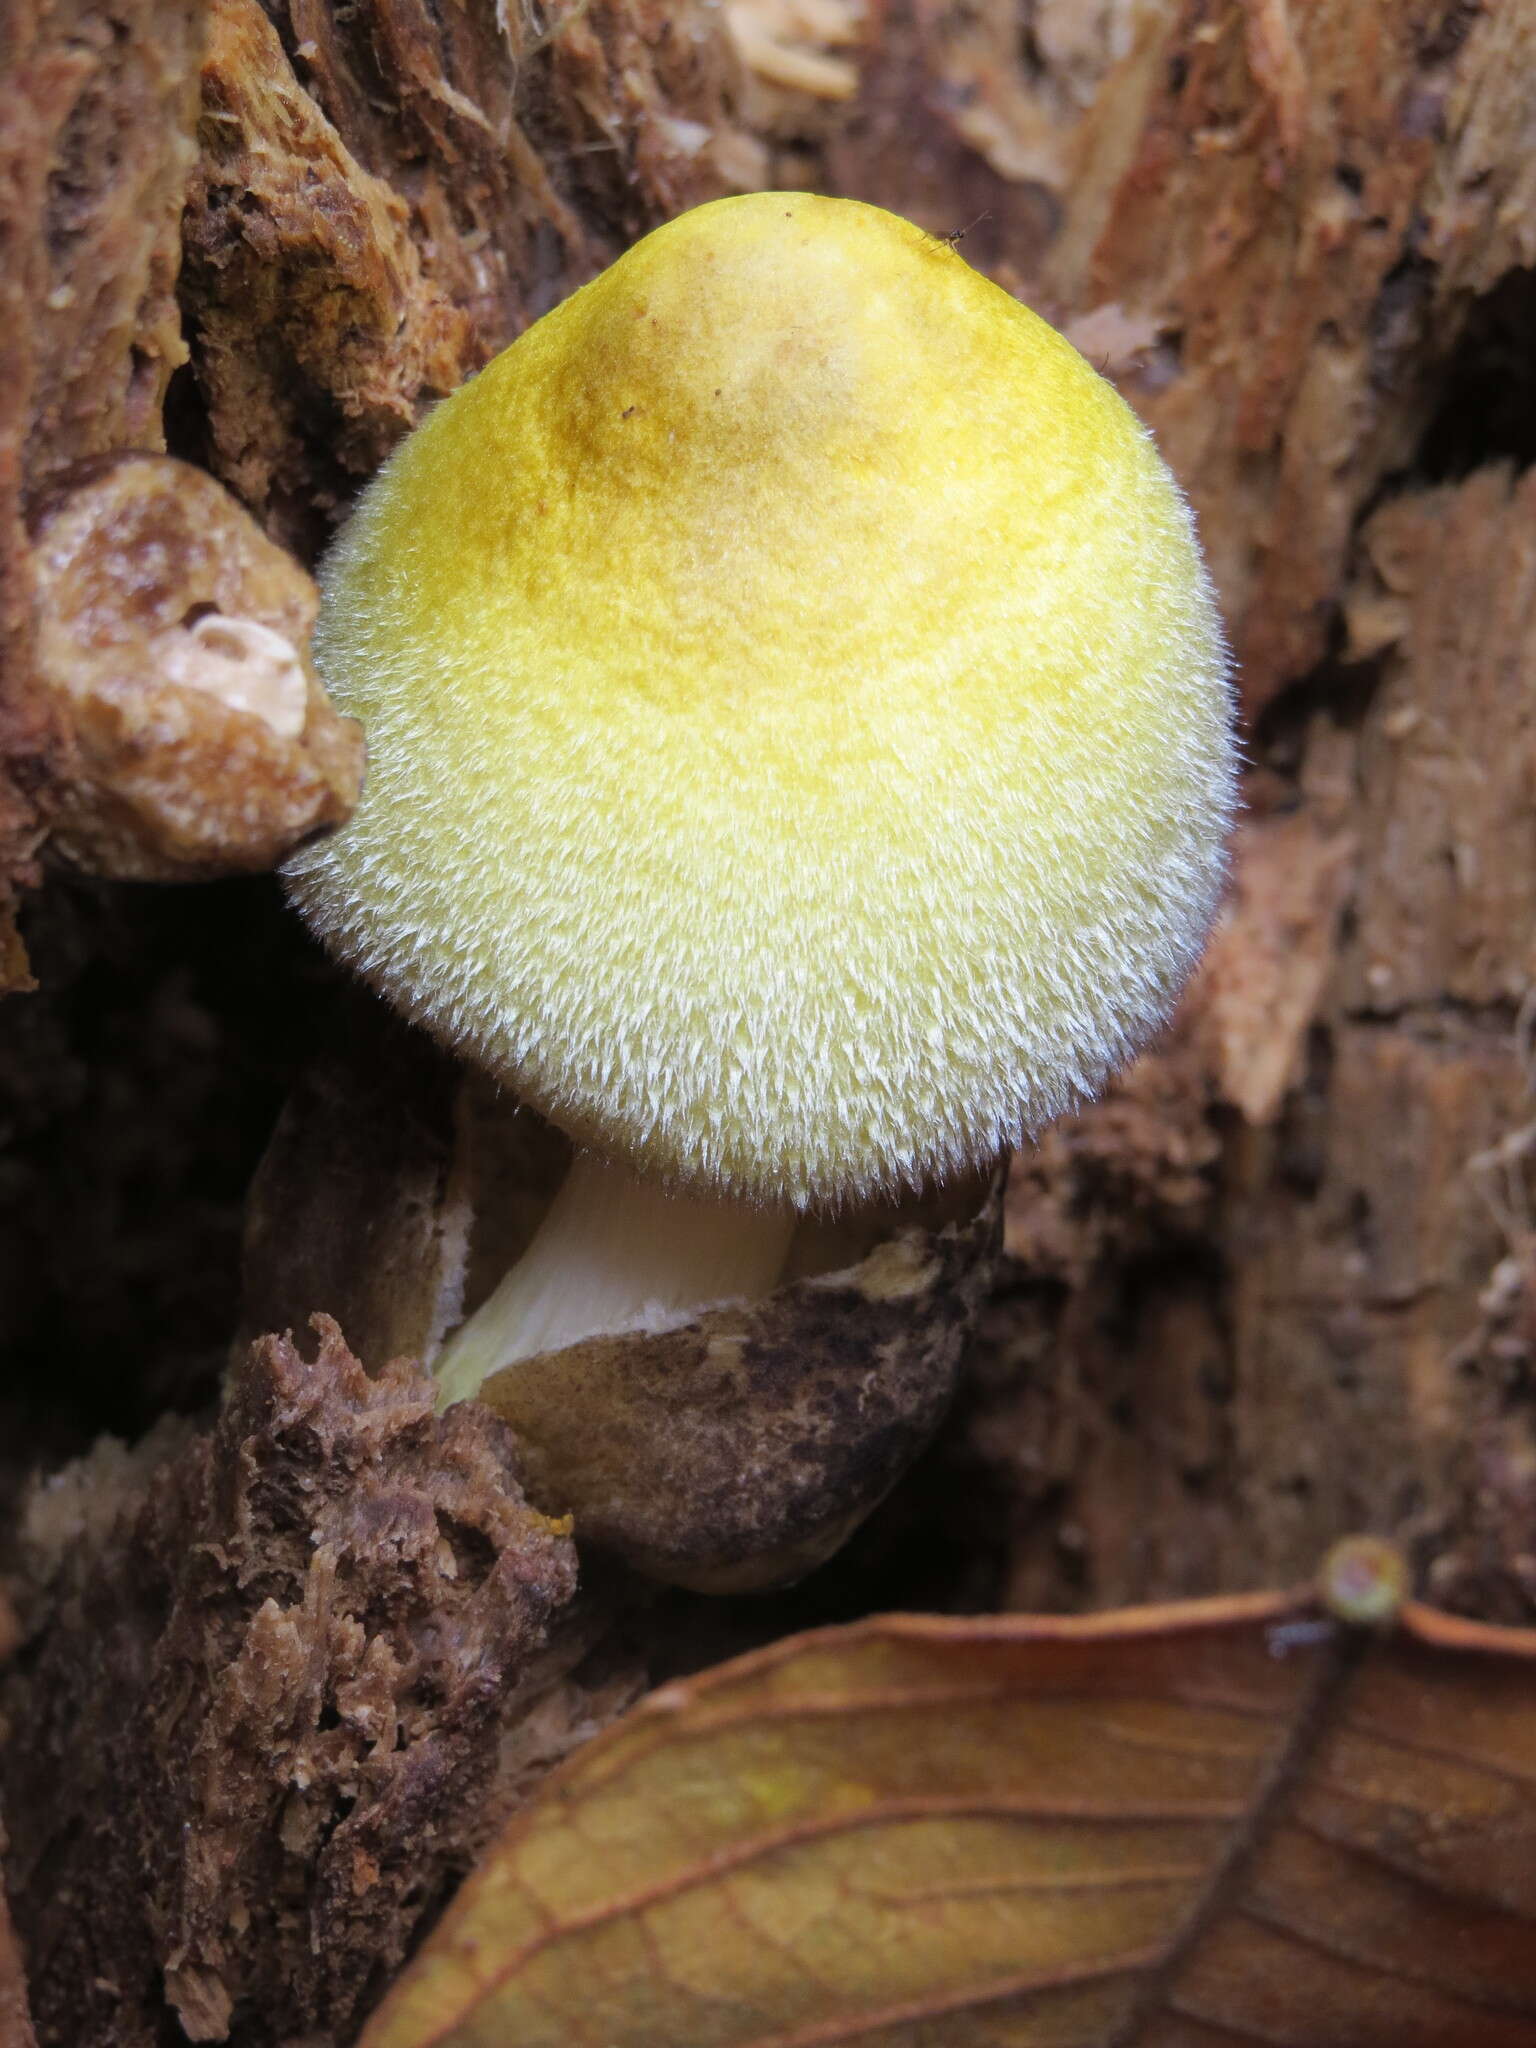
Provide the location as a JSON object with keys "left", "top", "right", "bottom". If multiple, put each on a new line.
{"left": 946, "top": 449, "right": 1536, "bottom": 1619}
{"left": 0, "top": 0, "right": 202, "bottom": 981}
{"left": 0, "top": 0, "right": 750, "bottom": 943}
{"left": 1, "top": 1320, "right": 588, "bottom": 2047}
{"left": 1043, "top": 0, "right": 1536, "bottom": 715}
{"left": 181, "top": 0, "right": 751, "bottom": 547}
{"left": 0, "top": 0, "right": 1534, "bottom": 1820}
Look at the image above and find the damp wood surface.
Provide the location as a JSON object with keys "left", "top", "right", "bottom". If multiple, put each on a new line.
{"left": 2, "top": 3, "right": 1536, "bottom": 2033}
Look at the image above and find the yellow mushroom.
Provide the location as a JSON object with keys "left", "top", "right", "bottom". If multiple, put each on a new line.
{"left": 285, "top": 192, "right": 1235, "bottom": 1406}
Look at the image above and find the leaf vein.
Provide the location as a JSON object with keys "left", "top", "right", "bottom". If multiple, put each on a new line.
{"left": 730, "top": 1947, "right": 1164, "bottom": 2048}
{"left": 409, "top": 1796, "right": 1243, "bottom": 2043}
{"left": 1235, "top": 1896, "right": 1536, "bottom": 2016}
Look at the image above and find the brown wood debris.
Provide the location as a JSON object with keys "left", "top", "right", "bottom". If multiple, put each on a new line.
{"left": 181, "top": 0, "right": 473, "bottom": 534}
{"left": 1041, "top": 0, "right": 1536, "bottom": 713}
{"left": 1, "top": 1318, "right": 586, "bottom": 2046}
{"left": 241, "top": 1003, "right": 1006, "bottom": 1594}
{"left": 182, "top": 0, "right": 752, "bottom": 547}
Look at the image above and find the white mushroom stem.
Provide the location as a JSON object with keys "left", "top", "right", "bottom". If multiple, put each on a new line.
{"left": 432, "top": 1148, "right": 798, "bottom": 1409}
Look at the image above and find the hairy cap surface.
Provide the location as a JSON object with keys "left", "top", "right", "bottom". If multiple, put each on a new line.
{"left": 286, "top": 193, "right": 1235, "bottom": 1205}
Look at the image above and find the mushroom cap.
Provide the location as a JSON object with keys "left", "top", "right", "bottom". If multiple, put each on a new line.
{"left": 286, "top": 192, "right": 1234, "bottom": 1207}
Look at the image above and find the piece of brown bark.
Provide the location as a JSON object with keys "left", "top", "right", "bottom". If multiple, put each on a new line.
{"left": 836, "top": 3, "right": 1137, "bottom": 278}
{"left": 1041, "top": 0, "right": 1536, "bottom": 715}
{"left": 1, "top": 1319, "right": 582, "bottom": 2047}
{"left": 241, "top": 999, "right": 1006, "bottom": 1593}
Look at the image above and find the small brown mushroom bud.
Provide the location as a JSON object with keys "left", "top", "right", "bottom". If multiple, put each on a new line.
{"left": 30, "top": 453, "right": 363, "bottom": 880}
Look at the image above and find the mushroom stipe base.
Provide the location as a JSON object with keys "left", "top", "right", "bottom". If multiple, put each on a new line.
{"left": 432, "top": 1150, "right": 798, "bottom": 1410}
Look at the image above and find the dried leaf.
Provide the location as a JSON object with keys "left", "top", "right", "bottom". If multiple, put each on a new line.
{"left": 363, "top": 1563, "right": 1536, "bottom": 2047}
